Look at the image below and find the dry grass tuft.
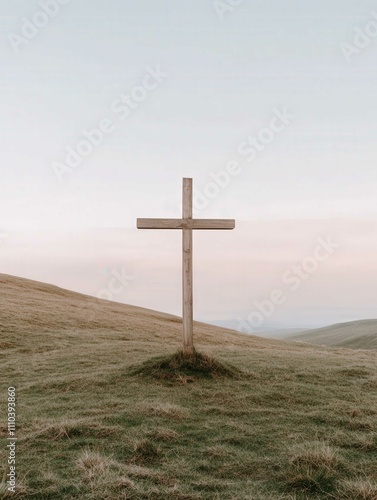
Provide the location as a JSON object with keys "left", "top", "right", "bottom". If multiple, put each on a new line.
{"left": 29, "top": 418, "right": 120, "bottom": 441}
{"left": 148, "top": 428, "right": 180, "bottom": 442}
{"left": 338, "top": 479, "right": 377, "bottom": 499}
{"left": 283, "top": 442, "right": 341, "bottom": 495}
{"left": 116, "top": 476, "right": 137, "bottom": 491}
{"left": 75, "top": 450, "right": 116, "bottom": 481}
{"left": 130, "top": 439, "right": 161, "bottom": 465}
{"left": 289, "top": 442, "right": 339, "bottom": 470}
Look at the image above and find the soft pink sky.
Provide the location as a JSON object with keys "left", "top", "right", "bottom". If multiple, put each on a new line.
{"left": 2, "top": 218, "right": 377, "bottom": 329}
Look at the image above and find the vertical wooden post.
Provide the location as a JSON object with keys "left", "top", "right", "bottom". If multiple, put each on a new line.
{"left": 182, "top": 178, "right": 194, "bottom": 355}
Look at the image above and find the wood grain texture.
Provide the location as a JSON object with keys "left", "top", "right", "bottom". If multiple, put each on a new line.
{"left": 137, "top": 218, "right": 183, "bottom": 229}
{"left": 182, "top": 178, "right": 194, "bottom": 355}
{"left": 191, "top": 219, "right": 235, "bottom": 230}
{"left": 137, "top": 218, "right": 235, "bottom": 230}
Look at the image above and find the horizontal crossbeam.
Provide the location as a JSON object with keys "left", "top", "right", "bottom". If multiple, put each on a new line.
{"left": 137, "top": 218, "right": 235, "bottom": 230}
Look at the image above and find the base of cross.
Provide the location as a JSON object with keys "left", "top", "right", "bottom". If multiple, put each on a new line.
{"left": 132, "top": 349, "right": 242, "bottom": 383}
{"left": 183, "top": 345, "right": 195, "bottom": 356}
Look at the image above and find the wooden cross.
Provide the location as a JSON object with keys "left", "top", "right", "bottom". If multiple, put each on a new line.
{"left": 137, "top": 178, "right": 235, "bottom": 355}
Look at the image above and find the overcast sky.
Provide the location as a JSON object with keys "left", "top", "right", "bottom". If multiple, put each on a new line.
{"left": 1, "top": 0, "right": 377, "bottom": 331}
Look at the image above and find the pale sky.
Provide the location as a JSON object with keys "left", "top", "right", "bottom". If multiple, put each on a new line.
{"left": 1, "top": 0, "right": 377, "bottom": 331}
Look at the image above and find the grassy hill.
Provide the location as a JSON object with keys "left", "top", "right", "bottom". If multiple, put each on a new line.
{"left": 287, "top": 320, "right": 377, "bottom": 350}
{"left": 1, "top": 274, "right": 377, "bottom": 499}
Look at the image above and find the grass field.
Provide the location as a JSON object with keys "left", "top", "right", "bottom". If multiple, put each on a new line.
{"left": 288, "top": 320, "right": 377, "bottom": 350}
{"left": 1, "top": 274, "right": 377, "bottom": 499}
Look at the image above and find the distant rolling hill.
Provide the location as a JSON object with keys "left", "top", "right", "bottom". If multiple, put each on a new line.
{"left": 208, "top": 320, "right": 306, "bottom": 339}
{"left": 287, "top": 319, "right": 377, "bottom": 349}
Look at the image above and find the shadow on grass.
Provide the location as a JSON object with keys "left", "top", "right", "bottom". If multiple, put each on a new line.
{"left": 129, "top": 350, "right": 244, "bottom": 384}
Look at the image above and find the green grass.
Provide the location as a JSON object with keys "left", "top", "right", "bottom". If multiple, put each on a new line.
{"left": 288, "top": 319, "right": 377, "bottom": 349}
{"left": 1, "top": 274, "right": 377, "bottom": 499}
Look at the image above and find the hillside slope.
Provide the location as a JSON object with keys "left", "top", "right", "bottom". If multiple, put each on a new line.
{"left": 1, "top": 274, "right": 377, "bottom": 499}
{"left": 0, "top": 273, "right": 278, "bottom": 352}
{"left": 288, "top": 320, "right": 377, "bottom": 349}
